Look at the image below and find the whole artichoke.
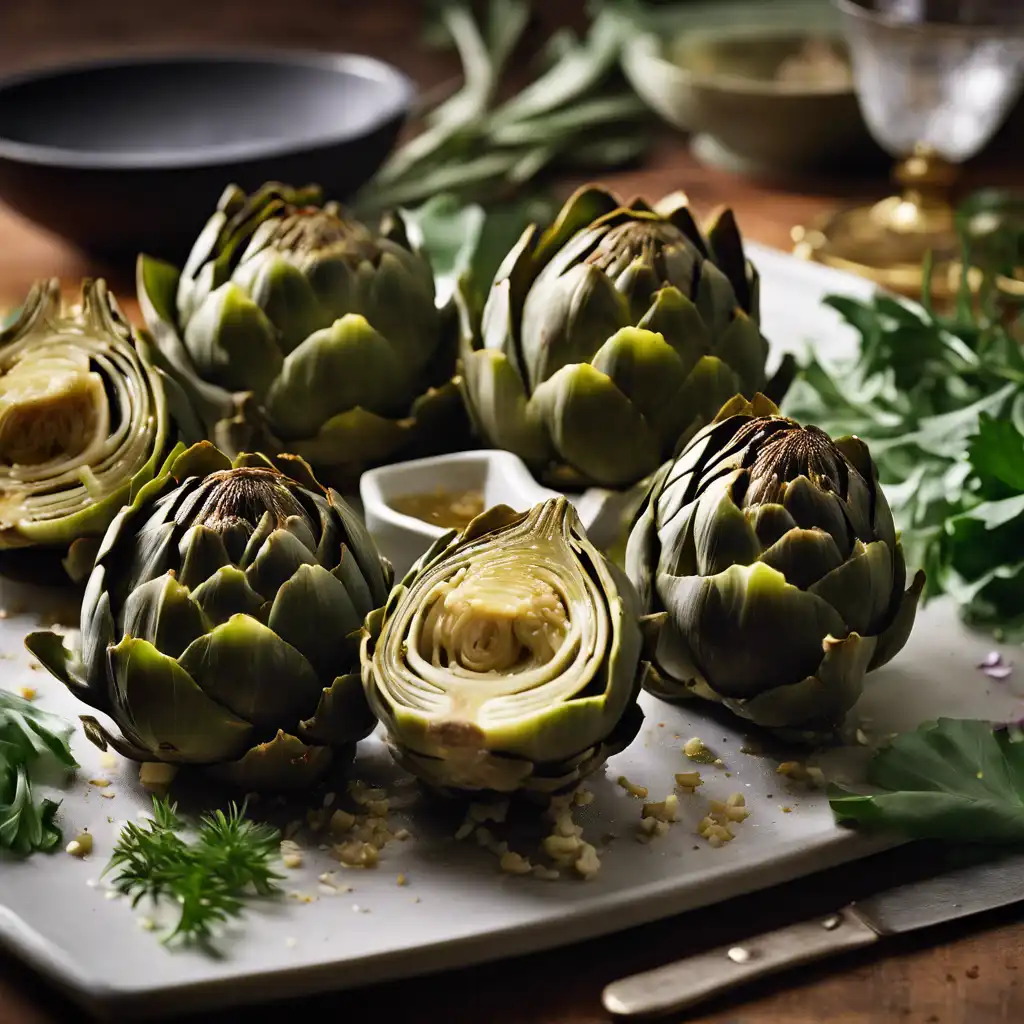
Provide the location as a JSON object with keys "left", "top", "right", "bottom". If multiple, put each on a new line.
{"left": 626, "top": 395, "right": 924, "bottom": 736}
{"left": 362, "top": 498, "right": 646, "bottom": 795}
{"left": 0, "top": 279, "right": 193, "bottom": 579}
{"left": 459, "top": 184, "right": 788, "bottom": 490}
{"left": 27, "top": 441, "right": 392, "bottom": 790}
{"left": 138, "top": 182, "right": 464, "bottom": 487}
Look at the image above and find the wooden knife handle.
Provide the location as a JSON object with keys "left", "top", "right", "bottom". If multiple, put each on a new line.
{"left": 602, "top": 906, "right": 879, "bottom": 1019}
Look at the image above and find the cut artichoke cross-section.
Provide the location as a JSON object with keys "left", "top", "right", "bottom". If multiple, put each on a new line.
{"left": 0, "top": 279, "right": 177, "bottom": 564}
{"left": 363, "top": 498, "right": 647, "bottom": 796}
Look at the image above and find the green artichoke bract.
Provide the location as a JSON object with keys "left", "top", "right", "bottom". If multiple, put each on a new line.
{"left": 0, "top": 279, "right": 187, "bottom": 577}
{"left": 137, "top": 182, "right": 464, "bottom": 488}
{"left": 626, "top": 395, "right": 925, "bottom": 737}
{"left": 362, "top": 497, "right": 646, "bottom": 796}
{"left": 459, "top": 184, "right": 787, "bottom": 490}
{"left": 26, "top": 441, "right": 392, "bottom": 791}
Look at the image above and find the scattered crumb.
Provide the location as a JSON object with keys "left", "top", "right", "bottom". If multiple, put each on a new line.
{"left": 532, "top": 865, "right": 560, "bottom": 881}
{"left": 333, "top": 841, "right": 380, "bottom": 869}
{"left": 781, "top": 806, "right": 793, "bottom": 813}
{"left": 642, "top": 794, "right": 680, "bottom": 823}
{"left": 575, "top": 842, "right": 600, "bottom": 879}
{"left": 499, "top": 851, "right": 533, "bottom": 875}
{"left": 285, "top": 937, "right": 298, "bottom": 948}
{"left": 88, "top": 778, "right": 111, "bottom": 788}
{"left": 66, "top": 833, "right": 94, "bottom": 858}
{"left": 394, "top": 828, "right": 411, "bottom": 841}
{"left": 396, "top": 873, "right": 408, "bottom": 886}
{"left": 683, "top": 737, "right": 716, "bottom": 764}
{"left": 137, "top": 916, "right": 156, "bottom": 931}
{"left": 329, "top": 809, "right": 356, "bottom": 835}
{"left": 855, "top": 729, "right": 870, "bottom": 746}
{"left": 351, "top": 904, "right": 370, "bottom": 914}
{"left": 287, "top": 891, "right": 317, "bottom": 904}
{"left": 99, "top": 791, "right": 115, "bottom": 800}
{"left": 139, "top": 762, "right": 178, "bottom": 792}
{"left": 18, "top": 686, "right": 36, "bottom": 701}
{"left": 278, "top": 835, "right": 301, "bottom": 868}
{"left": 617, "top": 775, "right": 648, "bottom": 799}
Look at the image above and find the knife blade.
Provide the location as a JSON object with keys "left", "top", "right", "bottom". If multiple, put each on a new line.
{"left": 602, "top": 849, "right": 1024, "bottom": 1019}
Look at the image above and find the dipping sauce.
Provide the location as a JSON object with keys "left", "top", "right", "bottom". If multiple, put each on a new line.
{"left": 390, "top": 489, "right": 486, "bottom": 530}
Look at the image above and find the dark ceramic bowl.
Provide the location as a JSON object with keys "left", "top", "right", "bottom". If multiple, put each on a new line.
{"left": 0, "top": 50, "right": 414, "bottom": 259}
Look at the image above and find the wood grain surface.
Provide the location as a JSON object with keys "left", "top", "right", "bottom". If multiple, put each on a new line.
{"left": 0, "top": 3, "right": 1022, "bottom": 1022}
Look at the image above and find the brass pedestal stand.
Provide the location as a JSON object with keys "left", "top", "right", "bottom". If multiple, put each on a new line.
{"left": 792, "top": 145, "right": 963, "bottom": 297}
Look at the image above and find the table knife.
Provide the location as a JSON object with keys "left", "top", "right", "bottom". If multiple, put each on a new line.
{"left": 603, "top": 849, "right": 1024, "bottom": 1019}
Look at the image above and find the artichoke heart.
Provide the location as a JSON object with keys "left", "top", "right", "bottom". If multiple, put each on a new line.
{"left": 457, "top": 183, "right": 793, "bottom": 491}
{"left": 362, "top": 497, "right": 646, "bottom": 796}
{"left": 27, "top": 440, "right": 393, "bottom": 791}
{"left": 0, "top": 279, "right": 180, "bottom": 569}
{"left": 137, "top": 181, "right": 466, "bottom": 488}
{"left": 626, "top": 394, "right": 925, "bottom": 738}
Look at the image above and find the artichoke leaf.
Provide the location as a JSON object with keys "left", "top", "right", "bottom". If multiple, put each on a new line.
{"left": 870, "top": 568, "right": 926, "bottom": 671}
{"left": 182, "top": 283, "right": 282, "bottom": 399}
{"left": 178, "top": 614, "right": 322, "bottom": 729}
{"left": 636, "top": 286, "right": 712, "bottom": 374}
{"left": 758, "top": 527, "right": 846, "bottom": 593}
{"left": 529, "top": 362, "right": 661, "bottom": 488}
{"left": 520, "top": 262, "right": 630, "bottom": 390}
{"left": 244, "top": 527, "right": 318, "bottom": 599}
{"left": 658, "top": 561, "right": 848, "bottom": 698}
{"left": 298, "top": 671, "right": 376, "bottom": 745}
{"left": 190, "top": 564, "right": 265, "bottom": 626}
{"left": 808, "top": 539, "right": 894, "bottom": 635}
{"left": 121, "top": 574, "right": 208, "bottom": 659}
{"left": 263, "top": 314, "right": 411, "bottom": 438}
{"left": 108, "top": 636, "right": 253, "bottom": 762}
{"left": 208, "top": 730, "right": 337, "bottom": 792}
{"left": 727, "top": 632, "right": 875, "bottom": 730}
{"left": 268, "top": 563, "right": 363, "bottom": 679}
{"left": 589, "top": 327, "right": 690, "bottom": 444}
{"left": 459, "top": 349, "right": 552, "bottom": 466}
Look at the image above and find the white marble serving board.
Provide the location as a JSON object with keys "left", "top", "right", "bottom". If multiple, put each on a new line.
{"left": 1, "top": 248, "right": 1017, "bottom": 1019}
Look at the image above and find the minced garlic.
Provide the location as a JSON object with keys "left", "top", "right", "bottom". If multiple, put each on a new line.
{"left": 617, "top": 775, "right": 648, "bottom": 799}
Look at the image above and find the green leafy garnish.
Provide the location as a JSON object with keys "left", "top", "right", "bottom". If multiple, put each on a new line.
{"left": 106, "top": 797, "right": 283, "bottom": 951}
{"left": 785, "top": 191, "right": 1024, "bottom": 631}
{"left": 355, "top": 1, "right": 650, "bottom": 215}
{"left": 830, "top": 718, "right": 1024, "bottom": 842}
{"left": 0, "top": 690, "right": 77, "bottom": 856}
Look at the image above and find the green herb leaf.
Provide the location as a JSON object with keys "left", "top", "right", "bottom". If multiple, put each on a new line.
{"left": 830, "top": 718, "right": 1024, "bottom": 842}
{"left": 0, "top": 691, "right": 77, "bottom": 856}
{"left": 105, "top": 796, "right": 283, "bottom": 952}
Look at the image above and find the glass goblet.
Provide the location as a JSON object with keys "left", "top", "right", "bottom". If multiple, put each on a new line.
{"left": 793, "top": 0, "right": 1024, "bottom": 296}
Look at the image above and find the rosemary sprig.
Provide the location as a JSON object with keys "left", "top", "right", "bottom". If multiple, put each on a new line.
{"left": 105, "top": 797, "right": 283, "bottom": 951}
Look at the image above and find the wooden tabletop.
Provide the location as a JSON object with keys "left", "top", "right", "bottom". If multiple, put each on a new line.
{"left": 1, "top": 2, "right": 1023, "bottom": 1022}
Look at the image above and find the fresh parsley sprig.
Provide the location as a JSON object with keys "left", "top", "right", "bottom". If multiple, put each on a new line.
{"left": 106, "top": 797, "right": 283, "bottom": 951}
{"left": 785, "top": 192, "right": 1024, "bottom": 631}
{"left": 0, "top": 690, "right": 77, "bottom": 856}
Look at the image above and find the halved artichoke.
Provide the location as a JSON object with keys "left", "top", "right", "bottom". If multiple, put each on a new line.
{"left": 27, "top": 441, "right": 393, "bottom": 791}
{"left": 626, "top": 395, "right": 925, "bottom": 737}
{"left": 137, "top": 182, "right": 465, "bottom": 489}
{"left": 0, "top": 279, "right": 190, "bottom": 578}
{"left": 362, "top": 498, "right": 646, "bottom": 796}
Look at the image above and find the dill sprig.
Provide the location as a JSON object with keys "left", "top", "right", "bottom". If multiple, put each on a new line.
{"left": 105, "top": 796, "right": 283, "bottom": 951}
